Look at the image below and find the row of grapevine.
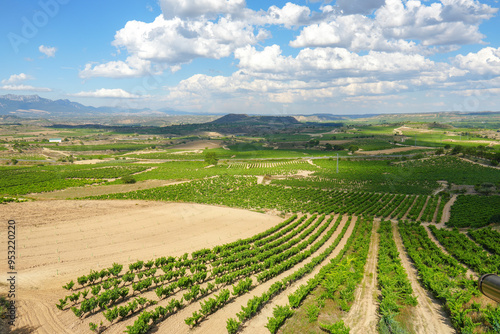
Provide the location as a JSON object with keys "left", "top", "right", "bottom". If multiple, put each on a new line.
{"left": 468, "top": 227, "right": 500, "bottom": 256}
{"left": 227, "top": 160, "right": 305, "bottom": 169}
{"left": 225, "top": 215, "right": 356, "bottom": 334}
{"left": 399, "top": 222, "right": 500, "bottom": 333}
{"left": 102, "top": 217, "right": 348, "bottom": 328}
{"left": 266, "top": 216, "right": 373, "bottom": 334}
{"left": 406, "top": 195, "right": 427, "bottom": 221}
{"left": 57, "top": 214, "right": 309, "bottom": 330}
{"left": 377, "top": 220, "right": 417, "bottom": 332}
{"left": 362, "top": 193, "right": 395, "bottom": 216}
{"left": 88, "top": 176, "right": 444, "bottom": 222}
{"left": 428, "top": 225, "right": 500, "bottom": 275}
{"left": 126, "top": 214, "right": 339, "bottom": 333}
{"left": 394, "top": 195, "right": 416, "bottom": 220}
{"left": 0, "top": 164, "right": 148, "bottom": 195}
{"left": 379, "top": 194, "right": 406, "bottom": 217}
{"left": 420, "top": 195, "right": 440, "bottom": 222}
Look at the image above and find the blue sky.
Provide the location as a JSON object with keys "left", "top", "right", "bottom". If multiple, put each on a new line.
{"left": 1, "top": 0, "right": 500, "bottom": 115}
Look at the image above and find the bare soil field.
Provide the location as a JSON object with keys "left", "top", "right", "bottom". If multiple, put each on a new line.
{"left": 29, "top": 179, "right": 184, "bottom": 200}
{"left": 168, "top": 140, "right": 222, "bottom": 150}
{"left": 357, "top": 146, "right": 429, "bottom": 155}
{"left": 73, "top": 159, "right": 116, "bottom": 165}
{"left": 0, "top": 200, "right": 282, "bottom": 334}
{"left": 443, "top": 139, "right": 499, "bottom": 146}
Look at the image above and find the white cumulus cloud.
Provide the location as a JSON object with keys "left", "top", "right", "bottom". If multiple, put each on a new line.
{"left": 80, "top": 14, "right": 267, "bottom": 78}
{"left": 454, "top": 47, "right": 500, "bottom": 75}
{"left": 73, "top": 88, "right": 145, "bottom": 99}
{"left": 375, "top": 0, "right": 496, "bottom": 45}
{"left": 0, "top": 84, "right": 52, "bottom": 92}
{"left": 113, "top": 15, "right": 263, "bottom": 64}
{"left": 292, "top": 0, "right": 497, "bottom": 50}
{"left": 79, "top": 56, "right": 156, "bottom": 79}
{"left": 265, "top": 3, "right": 312, "bottom": 28}
{"left": 235, "top": 45, "right": 439, "bottom": 82}
{"left": 39, "top": 45, "right": 57, "bottom": 57}
{"left": 1, "top": 73, "right": 33, "bottom": 84}
{"left": 159, "top": 0, "right": 246, "bottom": 19}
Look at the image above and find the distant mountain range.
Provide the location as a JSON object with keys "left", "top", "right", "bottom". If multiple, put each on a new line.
{"left": 3, "top": 94, "right": 497, "bottom": 126}
{"left": 0, "top": 94, "right": 190, "bottom": 117}
{"left": 0, "top": 94, "right": 379, "bottom": 122}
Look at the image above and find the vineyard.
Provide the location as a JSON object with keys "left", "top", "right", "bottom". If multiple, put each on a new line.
{"left": 88, "top": 175, "right": 449, "bottom": 223}
{"left": 53, "top": 214, "right": 360, "bottom": 333}
{"left": 448, "top": 195, "right": 500, "bottom": 228}
{"left": 1, "top": 122, "right": 500, "bottom": 334}
{"left": 0, "top": 164, "right": 149, "bottom": 195}
{"left": 49, "top": 208, "right": 500, "bottom": 334}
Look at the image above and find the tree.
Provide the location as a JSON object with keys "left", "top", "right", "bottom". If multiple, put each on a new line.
{"left": 333, "top": 144, "right": 345, "bottom": 151}
{"left": 348, "top": 145, "right": 359, "bottom": 154}
{"left": 205, "top": 152, "right": 218, "bottom": 165}
{"left": 451, "top": 145, "right": 463, "bottom": 155}
{"left": 307, "top": 139, "right": 320, "bottom": 148}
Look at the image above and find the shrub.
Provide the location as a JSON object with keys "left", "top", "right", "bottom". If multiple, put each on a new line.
{"left": 121, "top": 175, "right": 137, "bottom": 184}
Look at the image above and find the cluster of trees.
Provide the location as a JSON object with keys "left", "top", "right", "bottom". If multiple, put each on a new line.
{"left": 449, "top": 144, "right": 500, "bottom": 165}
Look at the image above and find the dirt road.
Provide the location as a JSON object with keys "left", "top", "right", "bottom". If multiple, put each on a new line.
{"left": 392, "top": 223, "right": 455, "bottom": 334}
{"left": 344, "top": 220, "right": 379, "bottom": 334}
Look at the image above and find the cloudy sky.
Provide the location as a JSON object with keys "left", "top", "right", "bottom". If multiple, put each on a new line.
{"left": 1, "top": 0, "right": 500, "bottom": 115}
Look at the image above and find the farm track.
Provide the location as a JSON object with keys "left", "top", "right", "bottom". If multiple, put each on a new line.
{"left": 440, "top": 194, "right": 457, "bottom": 225}
{"left": 392, "top": 222, "right": 455, "bottom": 334}
{"left": 344, "top": 219, "right": 379, "bottom": 334}
{"left": 459, "top": 157, "right": 500, "bottom": 170}
{"left": 240, "top": 215, "right": 354, "bottom": 334}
